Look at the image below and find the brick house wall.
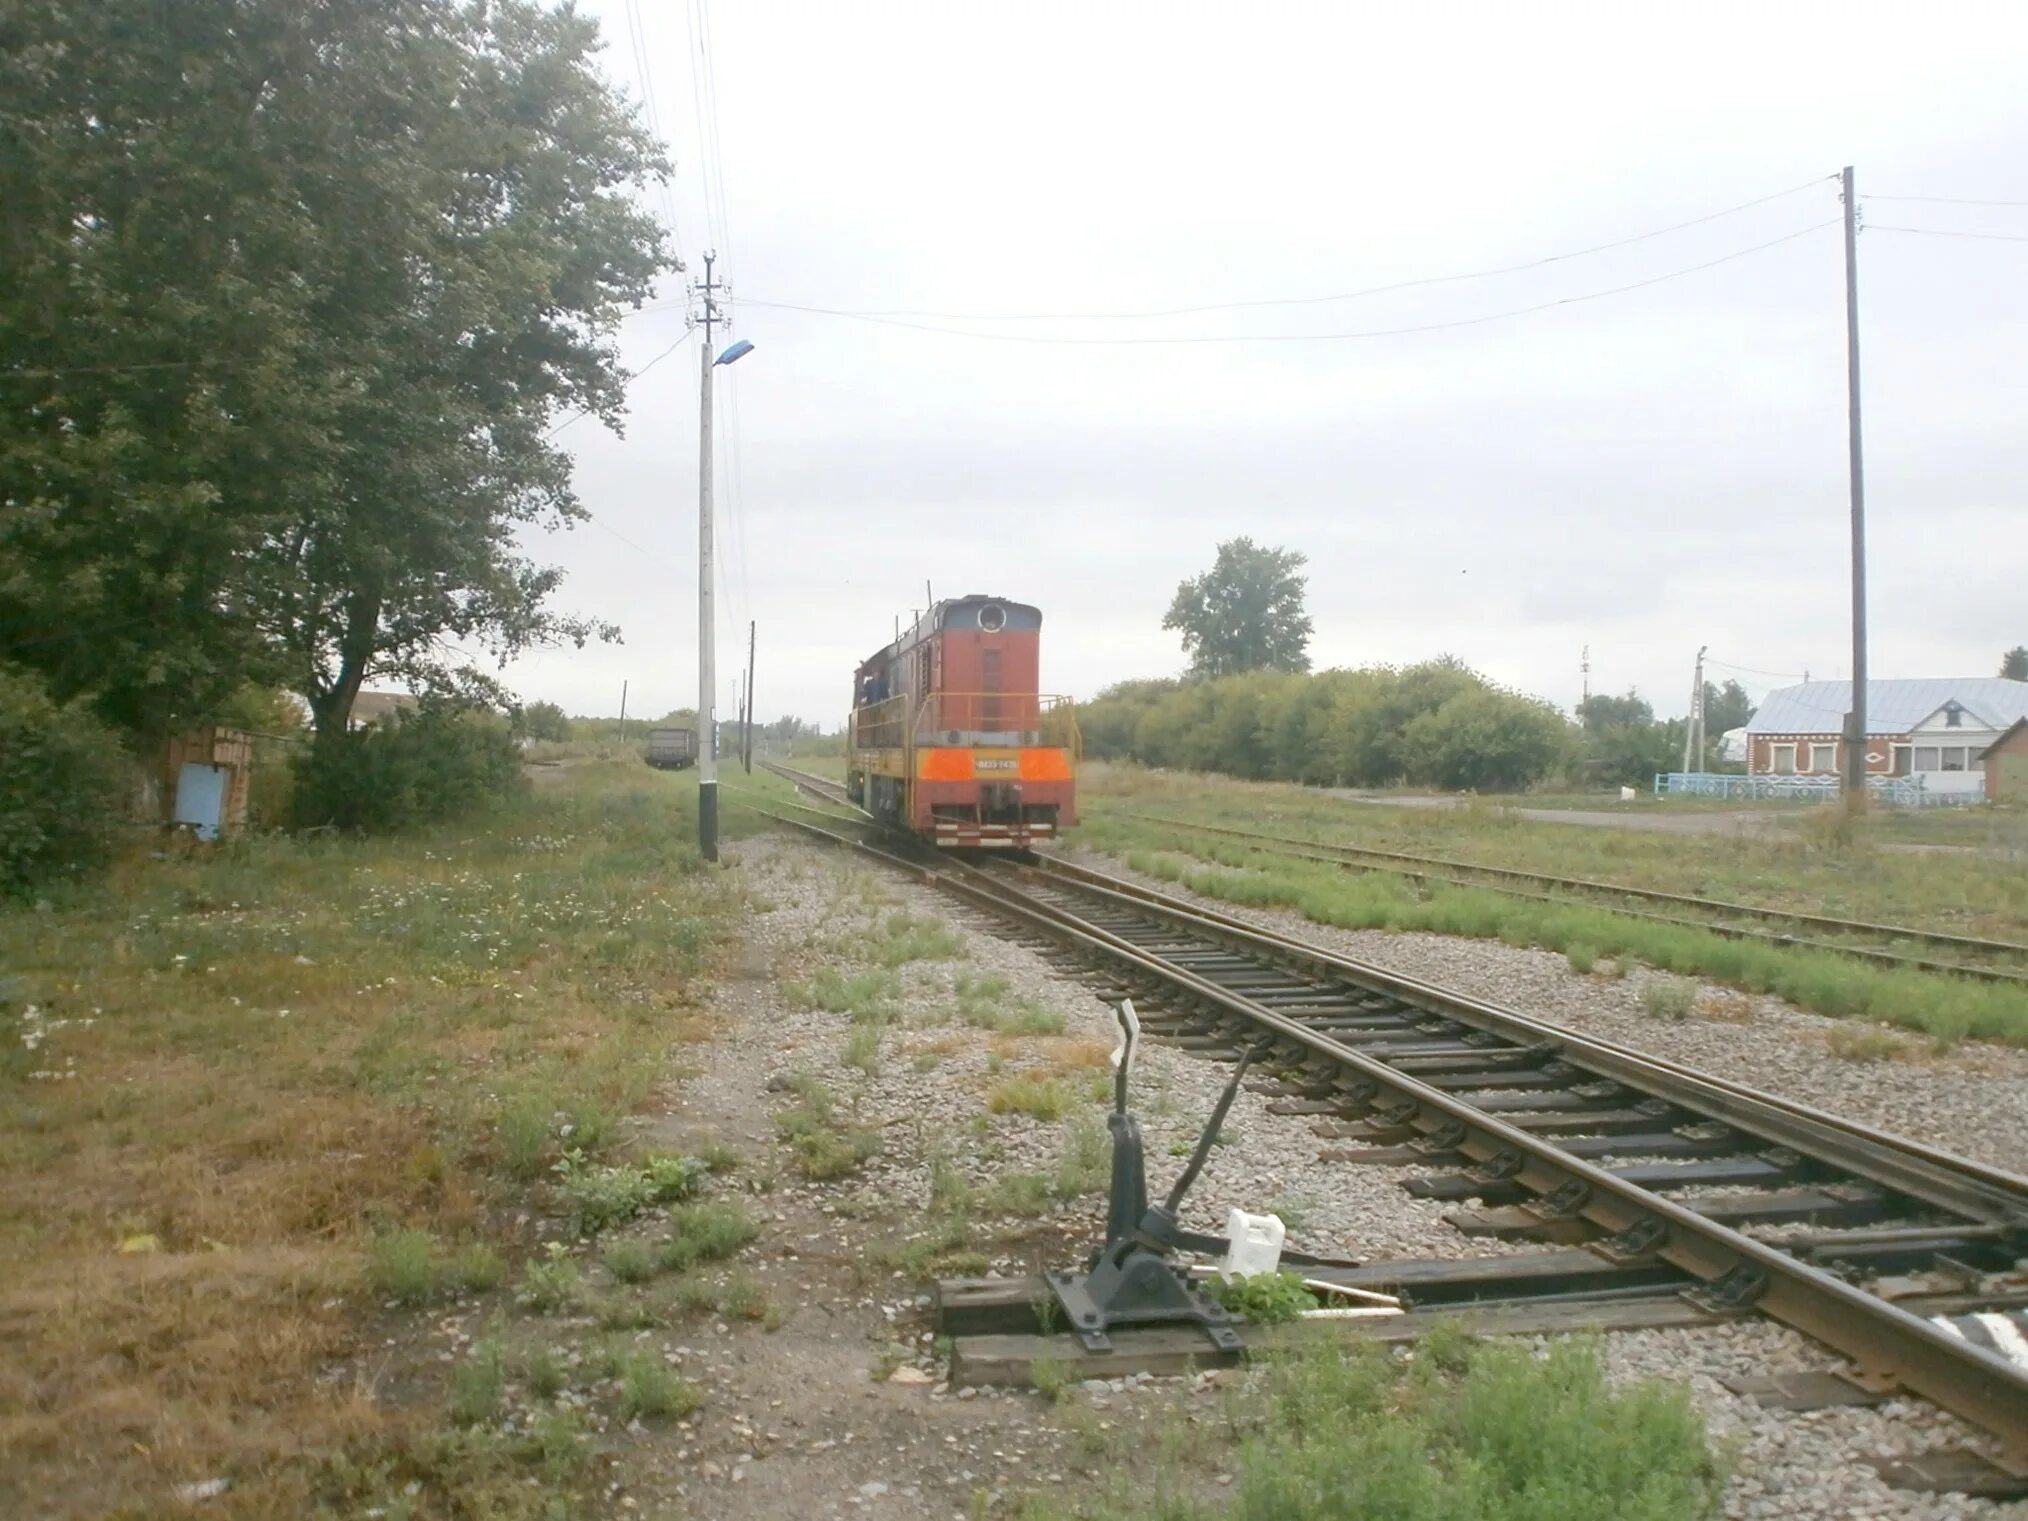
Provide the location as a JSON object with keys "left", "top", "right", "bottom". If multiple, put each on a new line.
{"left": 1747, "top": 733, "right": 1896, "bottom": 777}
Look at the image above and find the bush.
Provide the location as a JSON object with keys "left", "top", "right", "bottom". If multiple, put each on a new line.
{"left": 287, "top": 704, "right": 526, "bottom": 833}
{"left": 0, "top": 666, "right": 132, "bottom": 896}
{"left": 1077, "top": 659, "right": 1573, "bottom": 793}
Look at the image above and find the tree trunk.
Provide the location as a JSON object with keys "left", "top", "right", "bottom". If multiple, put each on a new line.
{"left": 309, "top": 591, "right": 380, "bottom": 740}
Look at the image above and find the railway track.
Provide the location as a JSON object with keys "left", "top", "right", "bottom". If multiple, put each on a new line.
{"left": 729, "top": 787, "right": 2028, "bottom": 1489}
{"left": 1111, "top": 809, "right": 2028, "bottom": 987}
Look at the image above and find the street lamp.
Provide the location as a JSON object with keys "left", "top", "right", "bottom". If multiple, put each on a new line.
{"left": 696, "top": 250, "right": 753, "bottom": 863}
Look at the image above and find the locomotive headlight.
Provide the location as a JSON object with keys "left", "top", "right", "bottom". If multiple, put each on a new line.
{"left": 979, "top": 603, "right": 1006, "bottom": 632}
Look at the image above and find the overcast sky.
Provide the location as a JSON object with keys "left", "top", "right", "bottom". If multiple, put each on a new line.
{"left": 502, "top": 4, "right": 2028, "bottom": 730}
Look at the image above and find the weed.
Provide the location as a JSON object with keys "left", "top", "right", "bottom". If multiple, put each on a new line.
{"left": 1641, "top": 980, "right": 1697, "bottom": 1022}
{"left": 843, "top": 1025, "right": 882, "bottom": 1074}
{"left": 655, "top": 1200, "right": 759, "bottom": 1271}
{"left": 519, "top": 1345, "right": 567, "bottom": 1400}
{"left": 498, "top": 1098, "right": 557, "bottom": 1181}
{"left": 1045, "top": 1330, "right": 1721, "bottom": 1520}
{"left": 912, "top": 1050, "right": 944, "bottom": 1073}
{"left": 614, "top": 1348, "right": 702, "bottom": 1422}
{"left": 553, "top": 1149, "right": 707, "bottom": 1235}
{"left": 986, "top": 1171, "right": 1055, "bottom": 1217}
{"left": 1209, "top": 1270, "right": 1316, "bottom": 1325}
{"left": 448, "top": 1339, "right": 507, "bottom": 1427}
{"left": 776, "top": 1086, "right": 882, "bottom": 1180}
{"left": 1265, "top": 1193, "right": 1315, "bottom": 1233}
{"left": 368, "top": 1228, "right": 445, "bottom": 1307}
{"left": 987, "top": 1073, "right": 1079, "bottom": 1121}
{"left": 955, "top": 970, "right": 1065, "bottom": 1034}
{"left": 1565, "top": 942, "right": 1598, "bottom": 974}
{"left": 789, "top": 966, "right": 900, "bottom": 1023}
{"left": 1826, "top": 1024, "right": 1915, "bottom": 1063}
{"left": 874, "top": 910, "right": 963, "bottom": 967}
{"left": 604, "top": 1239, "right": 656, "bottom": 1284}
{"left": 1053, "top": 1112, "right": 1111, "bottom": 1200}
{"left": 1031, "top": 1356, "right": 1078, "bottom": 1404}
{"left": 670, "top": 1269, "right": 781, "bottom": 1328}
{"left": 521, "top": 1254, "right": 583, "bottom": 1315}
{"left": 694, "top": 1139, "right": 742, "bottom": 1174}
{"left": 450, "top": 1242, "right": 505, "bottom": 1294}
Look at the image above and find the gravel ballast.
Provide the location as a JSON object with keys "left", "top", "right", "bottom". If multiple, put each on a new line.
{"left": 653, "top": 831, "right": 2027, "bottom": 1520}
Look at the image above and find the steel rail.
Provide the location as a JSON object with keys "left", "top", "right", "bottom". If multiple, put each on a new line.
{"left": 1012, "top": 853, "right": 2028, "bottom": 1218}
{"left": 734, "top": 797, "right": 2028, "bottom": 1461}
{"left": 1114, "top": 810, "right": 2028, "bottom": 986}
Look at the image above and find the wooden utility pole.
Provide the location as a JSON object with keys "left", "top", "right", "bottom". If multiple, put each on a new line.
{"left": 1841, "top": 166, "right": 1870, "bottom": 812}
{"left": 743, "top": 620, "right": 756, "bottom": 773}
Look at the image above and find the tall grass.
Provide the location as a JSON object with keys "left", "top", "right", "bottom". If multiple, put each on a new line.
{"left": 1033, "top": 1331, "right": 1722, "bottom": 1521}
{"left": 1085, "top": 815, "right": 2028, "bottom": 1046}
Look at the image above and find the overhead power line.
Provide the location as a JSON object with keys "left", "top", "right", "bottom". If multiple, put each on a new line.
{"left": 545, "top": 327, "right": 697, "bottom": 438}
{"left": 1868, "top": 224, "right": 2028, "bottom": 244}
{"left": 1862, "top": 193, "right": 2028, "bottom": 208}
{"left": 745, "top": 220, "right": 1840, "bottom": 347}
{"left": 790, "top": 174, "right": 1836, "bottom": 323}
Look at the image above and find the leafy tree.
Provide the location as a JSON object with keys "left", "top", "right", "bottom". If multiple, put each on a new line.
{"left": 517, "top": 700, "right": 572, "bottom": 744}
{"left": 2002, "top": 647, "right": 2028, "bottom": 681}
{"left": 0, "top": 665, "right": 133, "bottom": 895}
{"left": 1701, "top": 679, "right": 1753, "bottom": 734}
{"left": 1577, "top": 690, "right": 1654, "bottom": 731}
{"left": 0, "top": 0, "right": 670, "bottom": 743}
{"left": 1401, "top": 687, "right": 1568, "bottom": 792}
{"left": 1163, "top": 538, "right": 1313, "bottom": 678}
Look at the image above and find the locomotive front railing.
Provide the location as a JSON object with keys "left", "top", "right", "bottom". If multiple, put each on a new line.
{"left": 849, "top": 694, "right": 1081, "bottom": 758}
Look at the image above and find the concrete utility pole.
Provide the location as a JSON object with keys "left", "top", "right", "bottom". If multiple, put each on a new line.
{"left": 695, "top": 251, "right": 724, "bottom": 860}
{"left": 1682, "top": 646, "right": 1707, "bottom": 774}
{"left": 618, "top": 679, "right": 628, "bottom": 744}
{"left": 743, "top": 619, "right": 756, "bottom": 774}
{"left": 1841, "top": 165, "right": 1870, "bottom": 812}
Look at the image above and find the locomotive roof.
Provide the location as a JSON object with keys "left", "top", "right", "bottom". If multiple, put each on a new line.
{"left": 859, "top": 594, "right": 1041, "bottom": 667}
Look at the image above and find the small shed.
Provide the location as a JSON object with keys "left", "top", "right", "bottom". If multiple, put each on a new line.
{"left": 165, "top": 727, "right": 255, "bottom": 840}
{"left": 1981, "top": 719, "right": 2028, "bottom": 804}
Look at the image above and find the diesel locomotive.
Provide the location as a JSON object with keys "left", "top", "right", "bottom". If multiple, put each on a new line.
{"left": 846, "top": 594, "right": 1078, "bottom": 847}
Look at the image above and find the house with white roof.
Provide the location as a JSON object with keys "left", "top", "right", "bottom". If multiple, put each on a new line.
{"left": 1744, "top": 678, "right": 2028, "bottom": 795}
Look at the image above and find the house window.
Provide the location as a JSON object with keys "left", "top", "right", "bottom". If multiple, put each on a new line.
{"left": 1808, "top": 742, "right": 1837, "bottom": 773}
{"left": 1912, "top": 746, "right": 1939, "bottom": 771}
{"left": 1940, "top": 746, "right": 1968, "bottom": 772}
{"left": 1770, "top": 743, "right": 1797, "bottom": 775}
{"left": 1892, "top": 745, "right": 1912, "bottom": 777}
{"left": 1943, "top": 703, "right": 1963, "bottom": 728}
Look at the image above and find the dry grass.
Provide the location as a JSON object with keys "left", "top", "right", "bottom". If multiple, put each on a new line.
{"left": 0, "top": 762, "right": 741, "bottom": 1517}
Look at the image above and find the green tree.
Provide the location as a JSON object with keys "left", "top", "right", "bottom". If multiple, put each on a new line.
{"left": 1400, "top": 687, "right": 1568, "bottom": 791}
{"left": 517, "top": 700, "right": 571, "bottom": 744}
{"left": 1163, "top": 538, "right": 1313, "bottom": 678}
{"left": 2002, "top": 647, "right": 2028, "bottom": 681}
{"left": 0, "top": 0, "right": 670, "bottom": 743}
{"left": 1701, "top": 679, "right": 1753, "bottom": 734}
{"left": 1577, "top": 690, "right": 1654, "bottom": 730}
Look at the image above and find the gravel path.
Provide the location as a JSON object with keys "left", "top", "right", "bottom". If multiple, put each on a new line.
{"left": 627, "top": 833, "right": 2025, "bottom": 1520}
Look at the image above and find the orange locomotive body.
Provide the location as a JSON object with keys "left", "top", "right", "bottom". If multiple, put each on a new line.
{"left": 846, "top": 594, "right": 1079, "bottom": 847}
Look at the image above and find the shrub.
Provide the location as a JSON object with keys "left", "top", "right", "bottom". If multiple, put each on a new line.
{"left": 986, "top": 1073, "right": 1079, "bottom": 1121}
{"left": 1209, "top": 1270, "right": 1317, "bottom": 1325}
{"left": 367, "top": 1228, "right": 446, "bottom": 1306}
{"left": 1641, "top": 979, "right": 1697, "bottom": 1022}
{"left": 287, "top": 704, "right": 526, "bottom": 834}
{"left": 0, "top": 666, "right": 131, "bottom": 896}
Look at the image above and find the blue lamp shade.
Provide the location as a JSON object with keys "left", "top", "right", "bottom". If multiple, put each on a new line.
{"left": 714, "top": 338, "right": 755, "bottom": 367}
